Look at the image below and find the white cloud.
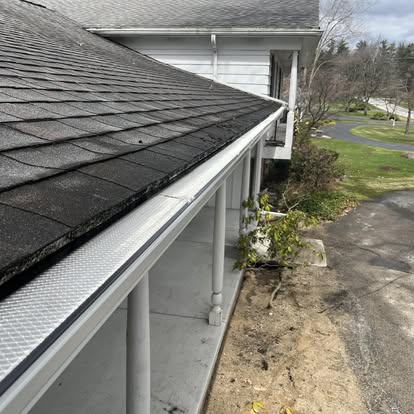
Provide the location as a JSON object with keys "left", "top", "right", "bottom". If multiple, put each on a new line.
{"left": 360, "top": 0, "right": 414, "bottom": 43}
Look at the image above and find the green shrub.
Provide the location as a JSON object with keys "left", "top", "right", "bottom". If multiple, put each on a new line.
{"left": 297, "top": 191, "right": 357, "bottom": 221}
{"left": 318, "top": 119, "right": 336, "bottom": 127}
{"left": 370, "top": 111, "right": 388, "bottom": 120}
{"left": 235, "top": 194, "right": 318, "bottom": 269}
{"left": 389, "top": 114, "right": 400, "bottom": 121}
{"left": 290, "top": 144, "right": 342, "bottom": 190}
{"left": 348, "top": 102, "right": 368, "bottom": 112}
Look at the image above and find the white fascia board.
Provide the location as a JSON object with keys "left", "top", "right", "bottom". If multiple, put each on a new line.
{"left": 89, "top": 27, "right": 323, "bottom": 37}
{"left": 0, "top": 106, "right": 285, "bottom": 414}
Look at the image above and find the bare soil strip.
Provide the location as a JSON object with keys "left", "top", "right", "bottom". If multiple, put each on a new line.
{"left": 203, "top": 266, "right": 366, "bottom": 414}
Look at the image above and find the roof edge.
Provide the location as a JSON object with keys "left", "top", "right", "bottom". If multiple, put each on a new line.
{"left": 0, "top": 105, "right": 285, "bottom": 413}
{"left": 88, "top": 27, "right": 322, "bottom": 37}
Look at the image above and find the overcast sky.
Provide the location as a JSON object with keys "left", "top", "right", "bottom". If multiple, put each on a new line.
{"left": 360, "top": 0, "right": 414, "bottom": 44}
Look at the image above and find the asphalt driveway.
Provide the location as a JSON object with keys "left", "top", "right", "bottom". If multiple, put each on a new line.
{"left": 323, "top": 122, "right": 414, "bottom": 151}
{"left": 324, "top": 191, "right": 414, "bottom": 413}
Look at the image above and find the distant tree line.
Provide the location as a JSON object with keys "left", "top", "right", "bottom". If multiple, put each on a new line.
{"left": 299, "top": 39, "right": 414, "bottom": 137}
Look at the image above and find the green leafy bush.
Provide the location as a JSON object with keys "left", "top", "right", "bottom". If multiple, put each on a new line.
{"left": 289, "top": 143, "right": 343, "bottom": 190}
{"left": 235, "top": 193, "right": 318, "bottom": 269}
{"left": 297, "top": 191, "right": 357, "bottom": 221}
{"left": 370, "top": 111, "right": 388, "bottom": 120}
{"left": 318, "top": 119, "right": 336, "bottom": 127}
{"left": 348, "top": 102, "right": 365, "bottom": 112}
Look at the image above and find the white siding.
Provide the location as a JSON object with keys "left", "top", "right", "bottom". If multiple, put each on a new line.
{"left": 115, "top": 35, "right": 301, "bottom": 95}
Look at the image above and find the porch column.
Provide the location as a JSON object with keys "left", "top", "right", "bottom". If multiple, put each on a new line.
{"left": 240, "top": 150, "right": 251, "bottom": 235}
{"left": 209, "top": 181, "right": 226, "bottom": 326}
{"left": 285, "top": 50, "right": 299, "bottom": 150}
{"left": 127, "top": 272, "right": 151, "bottom": 414}
{"left": 252, "top": 138, "right": 264, "bottom": 202}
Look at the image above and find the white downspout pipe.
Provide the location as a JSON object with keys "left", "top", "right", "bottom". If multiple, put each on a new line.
{"left": 211, "top": 34, "right": 218, "bottom": 80}
{"left": 285, "top": 50, "right": 299, "bottom": 155}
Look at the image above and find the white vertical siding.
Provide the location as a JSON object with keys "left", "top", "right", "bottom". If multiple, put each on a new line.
{"left": 114, "top": 36, "right": 293, "bottom": 96}
{"left": 115, "top": 35, "right": 302, "bottom": 96}
{"left": 118, "top": 36, "right": 215, "bottom": 77}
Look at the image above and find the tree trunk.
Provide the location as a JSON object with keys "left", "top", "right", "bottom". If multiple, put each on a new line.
{"left": 364, "top": 101, "right": 368, "bottom": 116}
{"left": 405, "top": 107, "right": 411, "bottom": 136}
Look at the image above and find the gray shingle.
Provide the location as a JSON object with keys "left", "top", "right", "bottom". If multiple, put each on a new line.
{"left": 0, "top": 203, "right": 70, "bottom": 278}
{"left": 0, "top": 0, "right": 279, "bottom": 289}
{"left": 34, "top": 0, "right": 320, "bottom": 29}
{"left": 7, "top": 143, "right": 107, "bottom": 169}
{"left": 0, "top": 171, "right": 134, "bottom": 227}
{"left": 79, "top": 158, "right": 166, "bottom": 191}
{"left": 9, "top": 120, "right": 91, "bottom": 141}
{"left": 0, "top": 154, "right": 56, "bottom": 191}
{"left": 0, "top": 103, "right": 62, "bottom": 120}
{"left": 0, "top": 124, "right": 48, "bottom": 150}
{"left": 59, "top": 117, "right": 121, "bottom": 134}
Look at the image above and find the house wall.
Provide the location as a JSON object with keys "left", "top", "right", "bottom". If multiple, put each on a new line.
{"left": 114, "top": 35, "right": 302, "bottom": 96}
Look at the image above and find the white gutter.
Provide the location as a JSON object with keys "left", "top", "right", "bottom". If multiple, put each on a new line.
{"left": 0, "top": 105, "right": 285, "bottom": 414}
{"left": 210, "top": 34, "right": 218, "bottom": 80}
{"left": 89, "top": 27, "right": 323, "bottom": 37}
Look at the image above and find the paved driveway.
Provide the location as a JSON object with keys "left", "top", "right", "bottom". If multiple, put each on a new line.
{"left": 323, "top": 122, "right": 414, "bottom": 151}
{"left": 324, "top": 191, "right": 414, "bottom": 413}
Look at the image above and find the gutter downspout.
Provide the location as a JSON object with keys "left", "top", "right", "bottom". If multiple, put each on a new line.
{"left": 211, "top": 34, "right": 218, "bottom": 80}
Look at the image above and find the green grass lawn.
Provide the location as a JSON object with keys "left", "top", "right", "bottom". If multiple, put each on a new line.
{"left": 350, "top": 125, "right": 414, "bottom": 146}
{"left": 314, "top": 138, "right": 414, "bottom": 200}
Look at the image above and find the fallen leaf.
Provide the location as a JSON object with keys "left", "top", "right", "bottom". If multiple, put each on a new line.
{"left": 280, "top": 406, "right": 294, "bottom": 414}
{"left": 251, "top": 401, "right": 266, "bottom": 413}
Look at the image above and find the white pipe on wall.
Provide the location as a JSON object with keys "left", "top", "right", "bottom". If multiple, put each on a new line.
{"left": 210, "top": 34, "right": 218, "bottom": 80}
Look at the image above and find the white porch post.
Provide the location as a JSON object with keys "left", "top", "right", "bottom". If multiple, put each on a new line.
{"left": 127, "top": 272, "right": 151, "bottom": 414}
{"left": 209, "top": 181, "right": 226, "bottom": 326}
{"left": 252, "top": 137, "right": 264, "bottom": 202}
{"left": 240, "top": 150, "right": 251, "bottom": 235}
{"left": 285, "top": 50, "right": 299, "bottom": 151}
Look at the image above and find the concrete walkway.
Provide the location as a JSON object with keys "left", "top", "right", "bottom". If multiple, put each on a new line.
{"left": 370, "top": 98, "right": 413, "bottom": 120}
{"left": 323, "top": 122, "right": 414, "bottom": 151}
{"left": 28, "top": 207, "right": 243, "bottom": 414}
{"left": 325, "top": 191, "right": 414, "bottom": 413}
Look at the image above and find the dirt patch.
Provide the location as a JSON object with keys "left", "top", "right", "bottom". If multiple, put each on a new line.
{"left": 378, "top": 165, "right": 400, "bottom": 171}
{"left": 203, "top": 266, "right": 366, "bottom": 414}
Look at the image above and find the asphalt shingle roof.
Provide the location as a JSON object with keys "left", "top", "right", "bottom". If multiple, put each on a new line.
{"left": 35, "top": 0, "right": 320, "bottom": 30}
{"left": 0, "top": 0, "right": 279, "bottom": 291}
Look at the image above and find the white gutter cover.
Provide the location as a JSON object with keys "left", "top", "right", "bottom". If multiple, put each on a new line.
{"left": 0, "top": 106, "right": 285, "bottom": 414}
{"left": 89, "top": 27, "right": 323, "bottom": 37}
